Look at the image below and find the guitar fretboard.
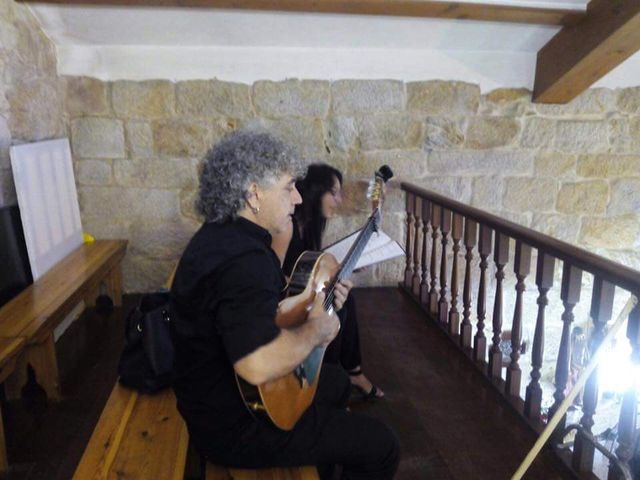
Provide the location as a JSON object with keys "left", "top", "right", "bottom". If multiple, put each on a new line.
{"left": 323, "top": 209, "right": 379, "bottom": 311}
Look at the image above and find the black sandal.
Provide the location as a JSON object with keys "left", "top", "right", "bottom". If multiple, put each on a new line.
{"left": 348, "top": 369, "right": 384, "bottom": 400}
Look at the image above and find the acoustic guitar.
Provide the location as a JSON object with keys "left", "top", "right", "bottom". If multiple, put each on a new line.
{"left": 236, "top": 165, "right": 394, "bottom": 430}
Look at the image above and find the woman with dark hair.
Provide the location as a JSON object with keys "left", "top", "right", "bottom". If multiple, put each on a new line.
{"left": 273, "top": 163, "right": 384, "bottom": 400}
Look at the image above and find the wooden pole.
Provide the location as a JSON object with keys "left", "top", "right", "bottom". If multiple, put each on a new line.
{"left": 511, "top": 294, "right": 639, "bottom": 480}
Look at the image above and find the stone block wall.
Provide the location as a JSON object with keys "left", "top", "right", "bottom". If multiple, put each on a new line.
{"left": 0, "top": 0, "right": 65, "bottom": 207}
{"left": 63, "top": 77, "right": 640, "bottom": 292}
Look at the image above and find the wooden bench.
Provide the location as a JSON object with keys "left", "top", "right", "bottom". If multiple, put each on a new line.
{"left": 74, "top": 383, "right": 320, "bottom": 480}
{"left": 75, "top": 267, "right": 318, "bottom": 479}
{"left": 0, "top": 239, "right": 127, "bottom": 471}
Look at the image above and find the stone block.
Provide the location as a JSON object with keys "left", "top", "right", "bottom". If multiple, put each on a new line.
{"left": 556, "top": 181, "right": 609, "bottom": 215}
{"left": 554, "top": 120, "right": 609, "bottom": 153}
{"left": 78, "top": 186, "right": 180, "bottom": 222}
{"left": 465, "top": 116, "right": 519, "bottom": 149}
{"left": 180, "top": 188, "right": 201, "bottom": 221}
{"left": 616, "top": 87, "right": 640, "bottom": 114}
{"left": 256, "top": 117, "right": 327, "bottom": 160}
{"left": 253, "top": 80, "right": 329, "bottom": 118}
{"left": 608, "top": 179, "right": 640, "bottom": 216}
{"left": 0, "top": 168, "right": 16, "bottom": 206}
{"left": 63, "top": 76, "right": 110, "bottom": 117}
{"left": 416, "top": 175, "right": 472, "bottom": 204}
{"left": 535, "top": 88, "right": 615, "bottom": 116}
{"left": 531, "top": 213, "right": 580, "bottom": 243}
{"left": 357, "top": 113, "right": 423, "bottom": 150}
{"left": 428, "top": 150, "right": 533, "bottom": 176}
{"left": 534, "top": 152, "right": 576, "bottom": 178}
{"left": 8, "top": 78, "right": 64, "bottom": 141}
{"left": 480, "top": 88, "right": 532, "bottom": 116}
{"left": 577, "top": 155, "right": 640, "bottom": 178}
{"left": 128, "top": 218, "right": 199, "bottom": 259}
{"left": 471, "top": 176, "right": 503, "bottom": 210}
{"left": 503, "top": 177, "right": 557, "bottom": 212}
{"left": 520, "top": 118, "right": 556, "bottom": 149}
{"left": 114, "top": 158, "right": 195, "bottom": 189}
{"left": 123, "top": 254, "right": 177, "bottom": 293}
{"left": 579, "top": 214, "right": 640, "bottom": 249}
{"left": 176, "top": 80, "right": 252, "bottom": 118}
{"left": 0, "top": 115, "right": 10, "bottom": 170}
{"left": 424, "top": 117, "right": 465, "bottom": 150}
{"left": 125, "top": 121, "right": 154, "bottom": 158}
{"left": 610, "top": 118, "right": 640, "bottom": 153}
{"left": 112, "top": 80, "right": 175, "bottom": 119}
{"left": 352, "top": 149, "right": 428, "bottom": 181}
{"left": 75, "top": 159, "right": 113, "bottom": 186}
{"left": 324, "top": 116, "right": 358, "bottom": 153}
{"left": 71, "top": 117, "right": 125, "bottom": 159}
{"left": 407, "top": 81, "right": 480, "bottom": 115}
{"left": 152, "top": 120, "right": 211, "bottom": 158}
{"left": 331, "top": 80, "right": 404, "bottom": 115}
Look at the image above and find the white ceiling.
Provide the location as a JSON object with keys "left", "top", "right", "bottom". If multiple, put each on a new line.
{"left": 27, "top": 0, "right": 640, "bottom": 91}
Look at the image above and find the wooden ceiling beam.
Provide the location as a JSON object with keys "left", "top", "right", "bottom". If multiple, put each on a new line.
{"left": 17, "top": 0, "right": 584, "bottom": 26}
{"left": 534, "top": 0, "right": 640, "bottom": 103}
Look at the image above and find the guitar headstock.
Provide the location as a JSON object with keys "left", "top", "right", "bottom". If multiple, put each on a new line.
{"left": 367, "top": 165, "right": 394, "bottom": 211}
{"left": 367, "top": 165, "right": 394, "bottom": 231}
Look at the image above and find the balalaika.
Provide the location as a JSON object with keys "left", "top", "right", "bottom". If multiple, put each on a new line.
{"left": 236, "top": 165, "right": 394, "bottom": 430}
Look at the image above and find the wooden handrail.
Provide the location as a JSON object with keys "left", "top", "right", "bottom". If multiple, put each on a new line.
{"left": 402, "top": 183, "right": 640, "bottom": 295}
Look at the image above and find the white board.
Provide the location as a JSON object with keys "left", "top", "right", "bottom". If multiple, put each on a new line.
{"left": 10, "top": 139, "right": 83, "bottom": 280}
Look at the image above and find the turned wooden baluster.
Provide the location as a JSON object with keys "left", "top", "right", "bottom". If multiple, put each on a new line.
{"left": 549, "top": 263, "right": 583, "bottom": 441}
{"left": 412, "top": 197, "right": 423, "bottom": 297}
{"left": 420, "top": 200, "right": 431, "bottom": 305}
{"left": 460, "top": 219, "right": 477, "bottom": 350}
{"left": 524, "top": 252, "right": 555, "bottom": 421}
{"left": 429, "top": 204, "right": 442, "bottom": 316}
{"left": 488, "top": 233, "right": 510, "bottom": 380}
{"left": 404, "top": 192, "right": 415, "bottom": 289}
{"left": 573, "top": 277, "right": 615, "bottom": 473}
{"left": 474, "top": 225, "right": 493, "bottom": 364}
{"left": 505, "top": 241, "right": 532, "bottom": 397}
{"left": 449, "top": 213, "right": 463, "bottom": 337}
{"left": 438, "top": 209, "right": 452, "bottom": 325}
{"left": 609, "top": 303, "right": 639, "bottom": 480}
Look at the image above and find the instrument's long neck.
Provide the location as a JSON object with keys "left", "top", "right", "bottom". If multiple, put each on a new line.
{"left": 323, "top": 209, "right": 379, "bottom": 311}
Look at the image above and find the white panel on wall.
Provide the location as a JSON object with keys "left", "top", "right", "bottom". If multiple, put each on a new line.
{"left": 10, "top": 138, "right": 83, "bottom": 280}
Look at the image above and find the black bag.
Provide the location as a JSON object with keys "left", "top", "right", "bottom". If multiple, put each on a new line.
{"left": 117, "top": 291, "right": 174, "bottom": 393}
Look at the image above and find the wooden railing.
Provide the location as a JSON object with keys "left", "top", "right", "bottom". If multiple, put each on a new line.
{"left": 400, "top": 183, "right": 640, "bottom": 479}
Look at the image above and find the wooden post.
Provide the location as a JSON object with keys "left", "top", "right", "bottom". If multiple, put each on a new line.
{"left": 449, "top": 213, "right": 463, "bottom": 337}
{"left": 404, "top": 192, "right": 415, "bottom": 289}
{"left": 438, "top": 208, "right": 452, "bottom": 325}
{"left": 420, "top": 200, "right": 431, "bottom": 305}
{"left": 460, "top": 218, "right": 477, "bottom": 350}
{"left": 428, "top": 204, "right": 441, "bottom": 316}
{"left": 549, "top": 262, "right": 582, "bottom": 441}
{"left": 412, "top": 197, "right": 423, "bottom": 297}
{"left": 524, "top": 252, "right": 555, "bottom": 420}
{"left": 474, "top": 225, "right": 492, "bottom": 364}
{"left": 488, "top": 233, "right": 510, "bottom": 380}
{"left": 505, "top": 242, "right": 531, "bottom": 397}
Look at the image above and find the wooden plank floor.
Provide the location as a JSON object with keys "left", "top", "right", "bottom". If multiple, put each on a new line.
{"left": 0, "top": 288, "right": 575, "bottom": 479}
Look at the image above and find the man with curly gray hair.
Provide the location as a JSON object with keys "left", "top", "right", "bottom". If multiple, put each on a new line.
{"left": 170, "top": 129, "right": 399, "bottom": 479}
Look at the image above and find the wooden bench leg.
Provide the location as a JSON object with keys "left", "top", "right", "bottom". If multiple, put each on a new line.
{"left": 26, "top": 334, "right": 61, "bottom": 402}
{"left": 105, "top": 264, "right": 123, "bottom": 307}
{"left": 4, "top": 353, "right": 28, "bottom": 401}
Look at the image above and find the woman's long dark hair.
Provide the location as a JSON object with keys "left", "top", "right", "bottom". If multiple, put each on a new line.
{"left": 294, "top": 163, "right": 343, "bottom": 250}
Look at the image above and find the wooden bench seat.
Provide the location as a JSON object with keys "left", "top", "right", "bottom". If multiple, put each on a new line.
{"left": 0, "top": 239, "right": 127, "bottom": 471}
{"left": 75, "top": 384, "right": 320, "bottom": 480}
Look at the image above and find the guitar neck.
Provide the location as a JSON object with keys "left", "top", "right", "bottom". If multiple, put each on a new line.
{"left": 323, "top": 209, "right": 379, "bottom": 311}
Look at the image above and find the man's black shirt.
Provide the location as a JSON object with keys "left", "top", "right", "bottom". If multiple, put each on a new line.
{"left": 170, "top": 217, "right": 285, "bottom": 453}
